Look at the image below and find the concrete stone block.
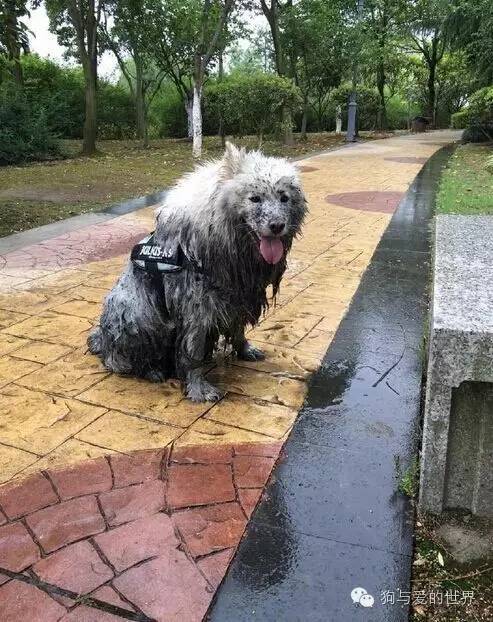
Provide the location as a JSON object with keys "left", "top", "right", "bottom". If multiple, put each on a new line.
{"left": 420, "top": 215, "right": 493, "bottom": 517}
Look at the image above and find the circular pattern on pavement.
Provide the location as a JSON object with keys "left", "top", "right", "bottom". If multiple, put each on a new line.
{"left": 325, "top": 190, "right": 405, "bottom": 214}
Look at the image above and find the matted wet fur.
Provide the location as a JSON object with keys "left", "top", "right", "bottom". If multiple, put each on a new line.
{"left": 88, "top": 143, "right": 307, "bottom": 402}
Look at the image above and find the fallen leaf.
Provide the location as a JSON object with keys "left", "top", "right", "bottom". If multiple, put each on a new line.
{"left": 437, "top": 551, "right": 444, "bottom": 567}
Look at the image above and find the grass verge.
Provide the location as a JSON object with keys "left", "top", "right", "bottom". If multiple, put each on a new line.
{"left": 0, "top": 131, "right": 391, "bottom": 238}
{"left": 437, "top": 144, "right": 493, "bottom": 215}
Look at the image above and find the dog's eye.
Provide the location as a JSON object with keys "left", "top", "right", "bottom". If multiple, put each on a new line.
{"left": 280, "top": 194, "right": 289, "bottom": 203}
{"left": 249, "top": 196, "right": 261, "bottom": 203}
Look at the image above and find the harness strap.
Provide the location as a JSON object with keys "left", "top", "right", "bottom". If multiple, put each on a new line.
{"left": 131, "top": 231, "right": 202, "bottom": 274}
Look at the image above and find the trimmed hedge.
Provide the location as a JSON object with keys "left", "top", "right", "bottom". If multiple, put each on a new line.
{"left": 0, "top": 90, "right": 62, "bottom": 166}
{"left": 452, "top": 86, "right": 493, "bottom": 130}
{"left": 451, "top": 110, "right": 470, "bottom": 129}
{"left": 205, "top": 73, "right": 302, "bottom": 141}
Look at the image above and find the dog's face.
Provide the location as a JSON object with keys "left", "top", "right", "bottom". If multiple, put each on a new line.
{"left": 220, "top": 144, "right": 307, "bottom": 265}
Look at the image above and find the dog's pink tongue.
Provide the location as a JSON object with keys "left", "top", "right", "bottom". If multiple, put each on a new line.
{"left": 260, "top": 237, "right": 284, "bottom": 264}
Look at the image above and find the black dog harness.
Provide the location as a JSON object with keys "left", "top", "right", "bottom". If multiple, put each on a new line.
{"left": 131, "top": 232, "right": 201, "bottom": 274}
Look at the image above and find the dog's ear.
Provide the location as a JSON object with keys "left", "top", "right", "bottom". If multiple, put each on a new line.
{"left": 219, "top": 142, "right": 246, "bottom": 181}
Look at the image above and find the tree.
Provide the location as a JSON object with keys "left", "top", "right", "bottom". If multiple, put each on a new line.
{"left": 228, "top": 28, "right": 274, "bottom": 74}
{"left": 146, "top": 0, "right": 237, "bottom": 156}
{"left": 447, "top": 0, "right": 493, "bottom": 88}
{"left": 101, "top": 0, "right": 165, "bottom": 146}
{"left": 362, "top": 0, "right": 406, "bottom": 130}
{"left": 260, "top": 0, "right": 295, "bottom": 144}
{"left": 191, "top": 0, "right": 235, "bottom": 157}
{"left": 283, "top": 0, "right": 346, "bottom": 136}
{"left": 402, "top": 0, "right": 452, "bottom": 127}
{"left": 0, "top": 0, "right": 30, "bottom": 85}
{"left": 45, "top": 0, "right": 105, "bottom": 155}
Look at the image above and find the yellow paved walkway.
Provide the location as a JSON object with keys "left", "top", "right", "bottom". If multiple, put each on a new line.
{"left": 0, "top": 132, "right": 456, "bottom": 482}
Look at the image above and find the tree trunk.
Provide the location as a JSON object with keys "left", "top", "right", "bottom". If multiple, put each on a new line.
{"left": 218, "top": 50, "right": 226, "bottom": 147}
{"left": 300, "top": 97, "right": 308, "bottom": 140}
{"left": 376, "top": 62, "right": 387, "bottom": 131}
{"left": 192, "top": 82, "right": 203, "bottom": 159}
{"left": 282, "top": 107, "right": 294, "bottom": 146}
{"left": 82, "top": 62, "right": 97, "bottom": 156}
{"left": 427, "top": 60, "right": 437, "bottom": 128}
{"left": 135, "top": 60, "right": 148, "bottom": 146}
{"left": 185, "top": 94, "right": 193, "bottom": 140}
{"left": 5, "top": 12, "right": 23, "bottom": 86}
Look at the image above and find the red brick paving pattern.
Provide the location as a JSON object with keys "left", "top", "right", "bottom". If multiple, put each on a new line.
{"left": 325, "top": 190, "right": 405, "bottom": 213}
{"left": 0, "top": 218, "right": 150, "bottom": 275}
{"left": 0, "top": 442, "right": 281, "bottom": 621}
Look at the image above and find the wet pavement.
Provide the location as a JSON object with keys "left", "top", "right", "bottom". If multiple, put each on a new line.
{"left": 209, "top": 147, "right": 455, "bottom": 621}
{"left": 0, "top": 133, "right": 459, "bottom": 620}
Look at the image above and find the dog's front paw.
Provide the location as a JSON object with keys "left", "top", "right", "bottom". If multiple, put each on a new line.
{"left": 237, "top": 342, "right": 266, "bottom": 362}
{"left": 186, "top": 379, "right": 224, "bottom": 403}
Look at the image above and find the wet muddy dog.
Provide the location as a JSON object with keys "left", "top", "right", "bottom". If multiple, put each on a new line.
{"left": 88, "top": 143, "right": 307, "bottom": 402}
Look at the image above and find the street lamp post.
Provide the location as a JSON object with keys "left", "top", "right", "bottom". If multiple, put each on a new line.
{"left": 346, "top": 0, "right": 364, "bottom": 143}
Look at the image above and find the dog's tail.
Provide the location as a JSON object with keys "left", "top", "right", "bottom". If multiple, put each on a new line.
{"left": 87, "top": 326, "right": 103, "bottom": 355}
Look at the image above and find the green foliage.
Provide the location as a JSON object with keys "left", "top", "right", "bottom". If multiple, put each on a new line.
{"left": 330, "top": 83, "right": 380, "bottom": 130}
{"left": 386, "top": 94, "right": 419, "bottom": 129}
{"left": 97, "top": 82, "right": 136, "bottom": 140}
{"left": 21, "top": 54, "right": 85, "bottom": 138}
{"left": 448, "top": 0, "right": 493, "bottom": 88}
{"left": 205, "top": 73, "right": 302, "bottom": 141}
{"left": 0, "top": 55, "right": 135, "bottom": 141}
{"left": 150, "top": 82, "right": 187, "bottom": 138}
{"left": 450, "top": 110, "right": 470, "bottom": 129}
{"left": 395, "top": 456, "right": 420, "bottom": 498}
{"left": 451, "top": 86, "right": 493, "bottom": 139}
{"left": 467, "top": 86, "right": 493, "bottom": 122}
{"left": 0, "top": 89, "right": 62, "bottom": 165}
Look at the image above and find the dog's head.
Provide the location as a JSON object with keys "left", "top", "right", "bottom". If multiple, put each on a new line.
{"left": 218, "top": 143, "right": 307, "bottom": 265}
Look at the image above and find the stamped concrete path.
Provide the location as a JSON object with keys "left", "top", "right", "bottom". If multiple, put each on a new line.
{"left": 0, "top": 131, "right": 457, "bottom": 621}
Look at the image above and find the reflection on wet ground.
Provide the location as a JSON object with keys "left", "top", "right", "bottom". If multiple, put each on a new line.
{"left": 209, "top": 147, "right": 455, "bottom": 622}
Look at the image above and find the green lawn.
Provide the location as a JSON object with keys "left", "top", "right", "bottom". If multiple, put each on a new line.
{"left": 0, "top": 131, "right": 391, "bottom": 238}
{"left": 437, "top": 143, "right": 493, "bottom": 215}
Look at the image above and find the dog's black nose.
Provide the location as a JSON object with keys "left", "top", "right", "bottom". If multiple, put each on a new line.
{"left": 269, "top": 222, "right": 285, "bottom": 235}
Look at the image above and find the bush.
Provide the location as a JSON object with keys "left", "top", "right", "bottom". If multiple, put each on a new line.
{"left": 205, "top": 73, "right": 302, "bottom": 141}
{"left": 150, "top": 84, "right": 187, "bottom": 138}
{"left": 453, "top": 85, "right": 493, "bottom": 136}
{"left": 462, "top": 123, "right": 493, "bottom": 143}
{"left": 468, "top": 86, "right": 493, "bottom": 121}
{"left": 98, "top": 82, "right": 135, "bottom": 140}
{"left": 0, "top": 90, "right": 62, "bottom": 165}
{"left": 18, "top": 54, "right": 135, "bottom": 140}
{"left": 329, "top": 83, "right": 380, "bottom": 131}
{"left": 387, "top": 96, "right": 420, "bottom": 130}
{"left": 451, "top": 110, "right": 471, "bottom": 129}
